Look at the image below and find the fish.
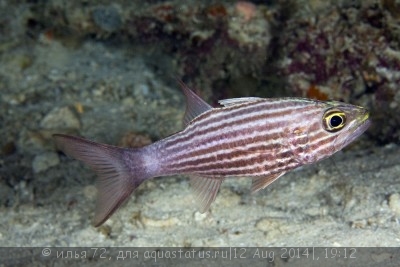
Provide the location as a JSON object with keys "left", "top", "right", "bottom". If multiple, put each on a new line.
{"left": 53, "top": 82, "right": 371, "bottom": 226}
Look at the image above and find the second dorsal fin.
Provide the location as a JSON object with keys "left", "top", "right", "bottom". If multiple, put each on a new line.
{"left": 178, "top": 80, "right": 213, "bottom": 126}
{"left": 218, "top": 97, "right": 264, "bottom": 107}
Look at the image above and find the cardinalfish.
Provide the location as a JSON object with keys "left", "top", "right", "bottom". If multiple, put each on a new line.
{"left": 53, "top": 82, "right": 370, "bottom": 226}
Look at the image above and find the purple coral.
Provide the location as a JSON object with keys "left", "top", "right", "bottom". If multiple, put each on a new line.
{"left": 278, "top": 3, "right": 400, "bottom": 144}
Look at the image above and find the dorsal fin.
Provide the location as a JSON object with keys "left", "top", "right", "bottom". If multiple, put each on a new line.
{"left": 177, "top": 80, "right": 213, "bottom": 125}
{"left": 218, "top": 97, "right": 264, "bottom": 107}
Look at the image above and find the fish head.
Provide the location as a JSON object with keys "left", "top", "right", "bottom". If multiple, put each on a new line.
{"left": 280, "top": 99, "right": 370, "bottom": 165}
{"left": 313, "top": 101, "right": 371, "bottom": 159}
{"left": 327, "top": 102, "right": 371, "bottom": 151}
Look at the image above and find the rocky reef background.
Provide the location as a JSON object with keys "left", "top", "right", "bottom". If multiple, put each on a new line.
{"left": 0, "top": 0, "right": 400, "bottom": 253}
{"left": 2, "top": 0, "right": 398, "bottom": 143}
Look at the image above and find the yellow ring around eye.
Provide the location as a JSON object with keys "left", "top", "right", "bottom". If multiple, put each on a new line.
{"left": 322, "top": 109, "right": 346, "bottom": 132}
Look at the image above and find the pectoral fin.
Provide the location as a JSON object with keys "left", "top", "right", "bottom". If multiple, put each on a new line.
{"left": 251, "top": 172, "right": 285, "bottom": 193}
{"left": 190, "top": 176, "right": 223, "bottom": 213}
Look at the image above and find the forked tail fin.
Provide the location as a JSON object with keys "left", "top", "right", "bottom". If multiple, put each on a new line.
{"left": 53, "top": 134, "right": 147, "bottom": 227}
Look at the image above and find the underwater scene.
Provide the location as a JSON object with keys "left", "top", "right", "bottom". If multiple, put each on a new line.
{"left": 0, "top": 0, "right": 400, "bottom": 264}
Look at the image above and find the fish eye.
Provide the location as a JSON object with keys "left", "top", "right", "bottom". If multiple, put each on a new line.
{"left": 322, "top": 109, "right": 346, "bottom": 132}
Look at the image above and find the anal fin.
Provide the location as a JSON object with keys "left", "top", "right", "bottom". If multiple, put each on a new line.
{"left": 190, "top": 176, "right": 223, "bottom": 213}
{"left": 251, "top": 172, "right": 285, "bottom": 194}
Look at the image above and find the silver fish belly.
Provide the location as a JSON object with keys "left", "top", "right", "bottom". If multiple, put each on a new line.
{"left": 53, "top": 82, "right": 370, "bottom": 226}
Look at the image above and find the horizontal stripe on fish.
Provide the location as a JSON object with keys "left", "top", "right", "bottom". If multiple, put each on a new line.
{"left": 186, "top": 98, "right": 319, "bottom": 133}
{"left": 164, "top": 101, "right": 321, "bottom": 153}
{"left": 162, "top": 109, "right": 321, "bottom": 166}
{"left": 172, "top": 151, "right": 297, "bottom": 177}
{"left": 161, "top": 120, "right": 332, "bottom": 175}
{"left": 163, "top": 105, "right": 321, "bottom": 159}
{"left": 310, "top": 135, "right": 339, "bottom": 154}
{"left": 165, "top": 136, "right": 285, "bottom": 171}
{"left": 168, "top": 104, "right": 319, "bottom": 149}
{"left": 187, "top": 157, "right": 299, "bottom": 177}
{"left": 168, "top": 145, "right": 289, "bottom": 173}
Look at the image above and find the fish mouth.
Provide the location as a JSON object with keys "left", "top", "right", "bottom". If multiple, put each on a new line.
{"left": 342, "top": 111, "right": 371, "bottom": 150}
{"left": 334, "top": 110, "right": 371, "bottom": 150}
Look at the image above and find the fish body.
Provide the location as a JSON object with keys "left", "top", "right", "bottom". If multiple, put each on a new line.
{"left": 54, "top": 83, "right": 370, "bottom": 226}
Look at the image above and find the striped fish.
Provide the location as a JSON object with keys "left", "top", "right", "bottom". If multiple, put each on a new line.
{"left": 53, "top": 82, "right": 370, "bottom": 226}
